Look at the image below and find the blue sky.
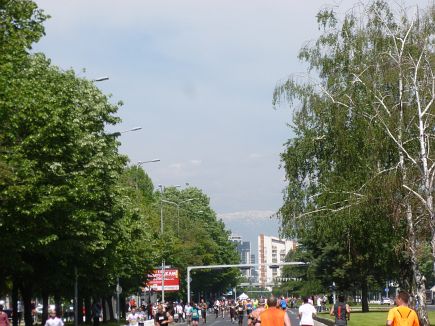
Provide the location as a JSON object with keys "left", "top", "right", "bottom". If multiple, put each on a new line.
{"left": 33, "top": 0, "right": 429, "bottom": 242}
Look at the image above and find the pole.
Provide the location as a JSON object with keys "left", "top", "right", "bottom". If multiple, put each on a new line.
{"left": 332, "top": 282, "right": 336, "bottom": 304}
{"left": 116, "top": 277, "right": 120, "bottom": 322}
{"left": 187, "top": 267, "right": 191, "bottom": 304}
{"left": 162, "top": 260, "right": 165, "bottom": 303}
{"left": 160, "top": 188, "right": 165, "bottom": 302}
{"left": 177, "top": 206, "right": 180, "bottom": 236}
{"left": 74, "top": 267, "right": 78, "bottom": 326}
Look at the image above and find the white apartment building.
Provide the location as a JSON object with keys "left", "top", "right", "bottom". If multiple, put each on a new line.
{"left": 257, "top": 234, "right": 297, "bottom": 287}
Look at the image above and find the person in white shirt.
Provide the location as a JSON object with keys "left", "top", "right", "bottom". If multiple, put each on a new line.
{"left": 127, "top": 306, "right": 140, "bottom": 326}
{"left": 176, "top": 303, "right": 184, "bottom": 322}
{"left": 316, "top": 296, "right": 322, "bottom": 313}
{"left": 298, "top": 297, "right": 317, "bottom": 326}
{"left": 44, "top": 309, "right": 64, "bottom": 326}
{"left": 184, "top": 303, "right": 192, "bottom": 326}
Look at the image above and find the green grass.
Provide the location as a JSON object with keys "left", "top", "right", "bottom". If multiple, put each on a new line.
{"left": 316, "top": 310, "right": 435, "bottom": 326}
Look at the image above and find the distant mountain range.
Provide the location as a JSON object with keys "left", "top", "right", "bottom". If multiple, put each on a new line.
{"left": 217, "top": 210, "right": 281, "bottom": 255}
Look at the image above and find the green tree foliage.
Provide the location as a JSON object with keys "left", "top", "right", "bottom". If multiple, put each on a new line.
{"left": 156, "top": 187, "right": 240, "bottom": 300}
{"left": 273, "top": 1, "right": 435, "bottom": 318}
{"left": 0, "top": 1, "right": 243, "bottom": 318}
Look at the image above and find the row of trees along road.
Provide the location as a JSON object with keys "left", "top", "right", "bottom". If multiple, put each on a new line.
{"left": 0, "top": 1, "right": 240, "bottom": 326}
{"left": 274, "top": 1, "right": 435, "bottom": 325}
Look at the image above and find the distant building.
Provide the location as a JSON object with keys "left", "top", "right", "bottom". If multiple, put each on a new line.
{"left": 257, "top": 234, "right": 297, "bottom": 287}
{"left": 230, "top": 235, "right": 255, "bottom": 278}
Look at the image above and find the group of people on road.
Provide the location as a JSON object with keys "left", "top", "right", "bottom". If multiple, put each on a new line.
{"left": 297, "top": 290, "right": 420, "bottom": 326}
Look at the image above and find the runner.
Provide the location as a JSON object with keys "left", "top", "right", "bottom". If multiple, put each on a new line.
{"left": 185, "top": 303, "right": 192, "bottom": 326}
{"left": 154, "top": 304, "right": 173, "bottom": 326}
{"left": 213, "top": 299, "right": 220, "bottom": 319}
{"left": 329, "top": 295, "right": 350, "bottom": 326}
{"left": 199, "top": 299, "right": 207, "bottom": 324}
{"left": 44, "top": 309, "right": 64, "bottom": 326}
{"left": 258, "top": 296, "right": 291, "bottom": 326}
{"left": 229, "top": 300, "right": 236, "bottom": 323}
{"left": 386, "top": 291, "right": 419, "bottom": 326}
{"left": 127, "top": 306, "right": 140, "bottom": 326}
{"left": 298, "top": 297, "right": 316, "bottom": 326}
{"left": 249, "top": 297, "right": 266, "bottom": 326}
{"left": 191, "top": 303, "right": 200, "bottom": 326}
{"left": 246, "top": 299, "right": 254, "bottom": 326}
{"left": 236, "top": 300, "right": 244, "bottom": 326}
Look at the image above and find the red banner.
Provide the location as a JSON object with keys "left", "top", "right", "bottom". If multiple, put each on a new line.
{"left": 146, "top": 269, "right": 180, "bottom": 291}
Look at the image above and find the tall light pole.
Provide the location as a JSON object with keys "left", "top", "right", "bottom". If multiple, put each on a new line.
{"left": 158, "top": 184, "right": 181, "bottom": 303}
{"left": 92, "top": 76, "right": 109, "bottom": 82}
{"left": 137, "top": 159, "right": 160, "bottom": 165}
{"left": 73, "top": 75, "right": 109, "bottom": 326}
{"left": 161, "top": 199, "right": 194, "bottom": 235}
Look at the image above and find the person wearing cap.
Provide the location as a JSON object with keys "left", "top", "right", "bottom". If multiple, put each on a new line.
{"left": 249, "top": 298, "right": 266, "bottom": 326}
{"left": 44, "top": 309, "right": 64, "bottom": 326}
{"left": 258, "top": 296, "right": 291, "bottom": 326}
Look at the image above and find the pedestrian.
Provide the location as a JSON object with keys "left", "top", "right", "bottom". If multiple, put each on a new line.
{"left": 44, "top": 309, "right": 64, "bottom": 326}
{"left": 127, "top": 306, "right": 140, "bottom": 326}
{"left": 386, "top": 291, "right": 419, "bottom": 326}
{"left": 229, "top": 300, "right": 236, "bottom": 323}
{"left": 184, "top": 302, "right": 192, "bottom": 326}
{"left": 236, "top": 300, "right": 244, "bottom": 326}
{"left": 329, "top": 295, "right": 350, "bottom": 326}
{"left": 316, "top": 296, "right": 322, "bottom": 313}
{"left": 176, "top": 302, "right": 184, "bottom": 323}
{"left": 91, "top": 301, "right": 101, "bottom": 326}
{"left": 249, "top": 297, "right": 266, "bottom": 326}
{"left": 298, "top": 297, "right": 316, "bottom": 326}
{"left": 191, "top": 303, "right": 200, "bottom": 326}
{"left": 0, "top": 305, "right": 10, "bottom": 326}
{"left": 154, "top": 304, "right": 173, "bottom": 326}
{"left": 258, "top": 296, "right": 291, "bottom": 326}
{"left": 199, "top": 299, "right": 207, "bottom": 324}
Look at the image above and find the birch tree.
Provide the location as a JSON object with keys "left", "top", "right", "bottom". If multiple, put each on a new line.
{"left": 274, "top": 1, "right": 434, "bottom": 323}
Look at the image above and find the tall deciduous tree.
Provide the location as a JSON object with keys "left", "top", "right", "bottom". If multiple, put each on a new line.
{"left": 274, "top": 1, "right": 434, "bottom": 322}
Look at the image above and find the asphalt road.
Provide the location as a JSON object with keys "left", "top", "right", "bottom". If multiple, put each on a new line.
{"left": 175, "top": 309, "right": 301, "bottom": 326}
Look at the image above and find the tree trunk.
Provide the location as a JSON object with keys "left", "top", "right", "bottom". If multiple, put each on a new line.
{"left": 54, "top": 294, "right": 61, "bottom": 318}
{"left": 106, "top": 296, "right": 114, "bottom": 321}
{"left": 42, "top": 292, "right": 49, "bottom": 326}
{"left": 361, "top": 279, "right": 369, "bottom": 312}
{"left": 102, "top": 298, "right": 107, "bottom": 323}
{"left": 12, "top": 279, "right": 18, "bottom": 326}
{"left": 121, "top": 295, "right": 126, "bottom": 320}
{"left": 20, "top": 282, "right": 33, "bottom": 326}
{"left": 84, "top": 297, "right": 91, "bottom": 324}
{"left": 78, "top": 295, "right": 83, "bottom": 325}
{"left": 406, "top": 204, "right": 430, "bottom": 326}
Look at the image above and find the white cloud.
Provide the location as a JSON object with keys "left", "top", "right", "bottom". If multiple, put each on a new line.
{"left": 248, "top": 153, "right": 263, "bottom": 159}
{"left": 169, "top": 163, "right": 182, "bottom": 169}
{"left": 190, "top": 159, "right": 202, "bottom": 165}
{"left": 218, "top": 210, "right": 276, "bottom": 221}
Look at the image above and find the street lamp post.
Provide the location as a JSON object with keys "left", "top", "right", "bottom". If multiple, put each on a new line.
{"left": 161, "top": 199, "right": 194, "bottom": 235}
{"left": 158, "top": 185, "right": 181, "bottom": 303}
{"left": 137, "top": 159, "right": 160, "bottom": 165}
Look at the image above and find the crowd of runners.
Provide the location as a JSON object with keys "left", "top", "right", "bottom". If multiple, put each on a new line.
{"left": 125, "top": 296, "right": 294, "bottom": 326}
